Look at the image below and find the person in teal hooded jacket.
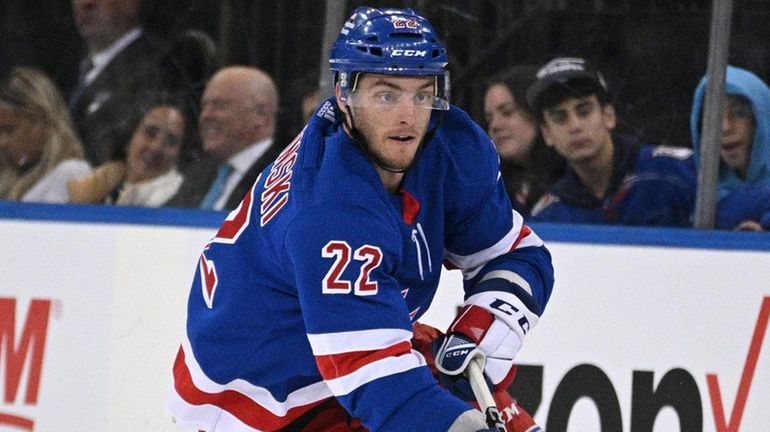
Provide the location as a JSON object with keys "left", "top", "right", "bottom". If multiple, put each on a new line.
{"left": 691, "top": 66, "right": 770, "bottom": 231}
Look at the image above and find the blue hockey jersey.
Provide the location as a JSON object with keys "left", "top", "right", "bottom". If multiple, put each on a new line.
{"left": 166, "top": 99, "right": 554, "bottom": 431}
{"left": 530, "top": 134, "right": 697, "bottom": 226}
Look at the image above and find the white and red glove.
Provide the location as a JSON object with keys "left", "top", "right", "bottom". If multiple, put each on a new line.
{"left": 435, "top": 291, "right": 539, "bottom": 387}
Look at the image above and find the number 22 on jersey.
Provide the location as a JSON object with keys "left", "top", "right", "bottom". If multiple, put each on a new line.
{"left": 322, "top": 241, "right": 383, "bottom": 296}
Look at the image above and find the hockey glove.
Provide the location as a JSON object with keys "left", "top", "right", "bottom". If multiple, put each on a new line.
{"left": 435, "top": 291, "right": 538, "bottom": 390}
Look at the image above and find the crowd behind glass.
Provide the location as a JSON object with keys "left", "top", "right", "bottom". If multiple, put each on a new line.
{"left": 0, "top": 0, "right": 768, "bottom": 231}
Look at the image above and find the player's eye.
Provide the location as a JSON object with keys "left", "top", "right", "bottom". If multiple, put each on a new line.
{"left": 414, "top": 92, "right": 432, "bottom": 107}
{"left": 375, "top": 91, "right": 397, "bottom": 105}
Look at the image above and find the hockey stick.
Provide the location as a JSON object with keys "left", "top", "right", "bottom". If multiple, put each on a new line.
{"left": 466, "top": 356, "right": 506, "bottom": 431}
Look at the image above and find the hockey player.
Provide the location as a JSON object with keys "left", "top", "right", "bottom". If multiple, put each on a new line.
{"left": 166, "top": 7, "right": 554, "bottom": 431}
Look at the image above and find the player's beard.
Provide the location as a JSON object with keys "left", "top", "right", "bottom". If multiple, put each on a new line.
{"left": 344, "top": 107, "right": 425, "bottom": 174}
{"left": 358, "top": 133, "right": 420, "bottom": 173}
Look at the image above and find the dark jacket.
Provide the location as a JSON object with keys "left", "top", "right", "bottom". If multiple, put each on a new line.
{"left": 531, "top": 134, "right": 697, "bottom": 226}
{"left": 165, "top": 143, "right": 283, "bottom": 210}
{"left": 69, "top": 32, "right": 166, "bottom": 165}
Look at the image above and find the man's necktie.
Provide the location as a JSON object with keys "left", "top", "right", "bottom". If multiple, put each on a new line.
{"left": 200, "top": 163, "right": 234, "bottom": 210}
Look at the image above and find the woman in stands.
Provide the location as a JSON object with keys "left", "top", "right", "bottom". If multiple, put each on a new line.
{"left": 0, "top": 67, "right": 92, "bottom": 203}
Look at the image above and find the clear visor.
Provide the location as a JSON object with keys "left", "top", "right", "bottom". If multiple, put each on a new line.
{"left": 340, "top": 74, "right": 450, "bottom": 111}
{"left": 346, "top": 90, "right": 449, "bottom": 111}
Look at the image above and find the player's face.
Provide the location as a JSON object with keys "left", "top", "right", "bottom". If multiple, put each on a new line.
{"left": 344, "top": 74, "right": 435, "bottom": 172}
{"left": 720, "top": 95, "right": 755, "bottom": 178}
{"left": 540, "top": 95, "right": 616, "bottom": 164}
{"left": 126, "top": 105, "right": 186, "bottom": 182}
{"left": 484, "top": 83, "right": 537, "bottom": 164}
{"left": 0, "top": 107, "right": 45, "bottom": 169}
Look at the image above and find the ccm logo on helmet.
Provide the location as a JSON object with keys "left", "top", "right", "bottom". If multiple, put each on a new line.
{"left": 391, "top": 49, "right": 427, "bottom": 57}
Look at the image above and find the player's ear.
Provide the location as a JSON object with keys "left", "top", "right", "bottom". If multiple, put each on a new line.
{"left": 335, "top": 83, "right": 355, "bottom": 133}
{"left": 335, "top": 84, "right": 346, "bottom": 111}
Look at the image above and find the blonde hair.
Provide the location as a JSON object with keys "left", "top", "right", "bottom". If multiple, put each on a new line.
{"left": 0, "top": 67, "right": 86, "bottom": 200}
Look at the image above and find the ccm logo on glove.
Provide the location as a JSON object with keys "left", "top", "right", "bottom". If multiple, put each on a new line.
{"left": 489, "top": 298, "right": 531, "bottom": 335}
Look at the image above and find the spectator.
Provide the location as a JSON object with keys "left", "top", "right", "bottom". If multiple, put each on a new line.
{"left": 526, "top": 57, "right": 697, "bottom": 226}
{"left": 0, "top": 67, "right": 92, "bottom": 203}
{"left": 67, "top": 96, "right": 189, "bottom": 207}
{"left": 164, "top": 66, "right": 282, "bottom": 210}
{"left": 155, "top": 29, "right": 220, "bottom": 166}
{"left": 690, "top": 65, "right": 770, "bottom": 231}
{"left": 68, "top": 0, "right": 168, "bottom": 166}
{"left": 484, "top": 65, "right": 565, "bottom": 217}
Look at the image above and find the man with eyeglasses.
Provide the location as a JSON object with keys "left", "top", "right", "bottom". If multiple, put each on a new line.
{"left": 527, "top": 57, "right": 697, "bottom": 226}
{"left": 164, "top": 66, "right": 283, "bottom": 210}
{"left": 166, "top": 7, "right": 553, "bottom": 432}
{"left": 690, "top": 65, "right": 770, "bottom": 231}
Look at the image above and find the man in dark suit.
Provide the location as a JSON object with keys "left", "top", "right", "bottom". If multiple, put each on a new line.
{"left": 69, "top": 0, "right": 167, "bottom": 165}
{"left": 165, "top": 66, "right": 281, "bottom": 211}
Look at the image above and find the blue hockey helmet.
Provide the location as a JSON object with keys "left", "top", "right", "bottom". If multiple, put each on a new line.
{"left": 329, "top": 7, "right": 450, "bottom": 107}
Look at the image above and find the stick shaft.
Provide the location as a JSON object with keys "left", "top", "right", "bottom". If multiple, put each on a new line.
{"left": 466, "top": 357, "right": 506, "bottom": 431}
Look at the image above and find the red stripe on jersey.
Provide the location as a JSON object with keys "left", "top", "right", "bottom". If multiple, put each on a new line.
{"left": 172, "top": 346, "right": 327, "bottom": 430}
{"left": 443, "top": 223, "right": 531, "bottom": 271}
{"left": 400, "top": 190, "right": 420, "bottom": 224}
{"left": 510, "top": 224, "right": 532, "bottom": 250}
{"left": 314, "top": 341, "right": 413, "bottom": 380}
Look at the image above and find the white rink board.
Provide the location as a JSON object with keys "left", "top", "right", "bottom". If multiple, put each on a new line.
{"left": 0, "top": 219, "right": 213, "bottom": 432}
{"left": 423, "top": 242, "right": 770, "bottom": 431}
{"left": 1, "top": 213, "right": 769, "bottom": 432}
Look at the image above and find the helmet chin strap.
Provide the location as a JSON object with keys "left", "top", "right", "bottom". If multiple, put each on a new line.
{"left": 341, "top": 103, "right": 445, "bottom": 176}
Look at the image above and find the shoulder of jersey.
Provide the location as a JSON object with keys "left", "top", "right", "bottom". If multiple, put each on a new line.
{"left": 438, "top": 106, "right": 497, "bottom": 162}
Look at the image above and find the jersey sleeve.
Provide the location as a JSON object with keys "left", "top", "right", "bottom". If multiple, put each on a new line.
{"left": 284, "top": 202, "right": 471, "bottom": 431}
{"left": 440, "top": 106, "right": 555, "bottom": 316}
